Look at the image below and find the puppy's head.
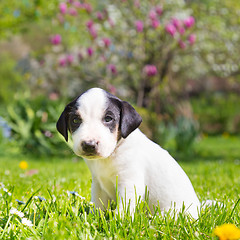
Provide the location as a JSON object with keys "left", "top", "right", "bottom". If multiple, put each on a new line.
{"left": 56, "top": 88, "right": 142, "bottom": 160}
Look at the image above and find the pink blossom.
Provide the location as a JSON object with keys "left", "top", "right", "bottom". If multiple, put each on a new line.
{"left": 184, "top": 16, "right": 195, "bottom": 28}
{"left": 57, "top": 14, "right": 65, "bottom": 24}
{"left": 73, "top": 1, "right": 82, "bottom": 8}
{"left": 66, "top": 54, "right": 74, "bottom": 64}
{"left": 134, "top": 0, "right": 140, "bottom": 8}
{"left": 86, "top": 20, "right": 94, "bottom": 29}
{"left": 102, "top": 38, "right": 111, "bottom": 47}
{"left": 143, "top": 65, "right": 157, "bottom": 77}
{"left": 67, "top": 0, "right": 74, "bottom": 3}
{"left": 151, "top": 19, "right": 160, "bottom": 29}
{"left": 83, "top": 3, "right": 92, "bottom": 13}
{"left": 50, "top": 34, "right": 62, "bottom": 45}
{"left": 108, "top": 85, "right": 117, "bottom": 95}
{"left": 96, "top": 11, "right": 104, "bottom": 21}
{"left": 107, "top": 64, "right": 117, "bottom": 75}
{"left": 68, "top": 7, "right": 78, "bottom": 16}
{"left": 155, "top": 6, "right": 163, "bottom": 16}
{"left": 59, "top": 57, "right": 67, "bottom": 67}
{"left": 108, "top": 18, "right": 115, "bottom": 27}
{"left": 89, "top": 27, "right": 97, "bottom": 39}
{"left": 172, "top": 18, "right": 181, "bottom": 29}
{"left": 188, "top": 34, "right": 196, "bottom": 45}
{"left": 149, "top": 9, "right": 157, "bottom": 20}
{"left": 178, "top": 40, "right": 186, "bottom": 49}
{"left": 59, "top": 2, "right": 67, "bottom": 14}
{"left": 165, "top": 23, "right": 176, "bottom": 37}
{"left": 87, "top": 47, "right": 94, "bottom": 57}
{"left": 135, "top": 20, "right": 144, "bottom": 32}
{"left": 178, "top": 26, "right": 185, "bottom": 35}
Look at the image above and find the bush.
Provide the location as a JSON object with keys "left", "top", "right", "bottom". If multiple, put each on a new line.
{"left": 29, "top": 0, "right": 196, "bottom": 113}
{"left": 191, "top": 93, "right": 240, "bottom": 135}
{"left": 4, "top": 92, "right": 71, "bottom": 156}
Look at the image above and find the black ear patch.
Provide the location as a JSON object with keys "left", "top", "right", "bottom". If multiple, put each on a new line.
{"left": 56, "top": 97, "right": 79, "bottom": 142}
{"left": 56, "top": 108, "right": 69, "bottom": 142}
{"left": 120, "top": 101, "right": 142, "bottom": 138}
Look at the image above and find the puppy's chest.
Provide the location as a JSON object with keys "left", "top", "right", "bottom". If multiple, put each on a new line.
{"left": 87, "top": 159, "right": 117, "bottom": 190}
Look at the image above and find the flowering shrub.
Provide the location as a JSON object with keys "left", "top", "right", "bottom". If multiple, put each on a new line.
{"left": 31, "top": 0, "right": 196, "bottom": 112}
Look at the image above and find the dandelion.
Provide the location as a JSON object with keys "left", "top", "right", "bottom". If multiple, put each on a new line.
{"left": 22, "top": 218, "right": 33, "bottom": 227}
{"left": 214, "top": 224, "right": 240, "bottom": 240}
{"left": 10, "top": 208, "right": 24, "bottom": 218}
{"left": 19, "top": 161, "right": 28, "bottom": 170}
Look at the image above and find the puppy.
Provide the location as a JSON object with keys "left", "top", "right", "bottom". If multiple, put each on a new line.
{"left": 56, "top": 88, "right": 200, "bottom": 218}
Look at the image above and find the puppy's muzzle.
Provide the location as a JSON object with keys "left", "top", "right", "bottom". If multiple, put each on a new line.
{"left": 81, "top": 140, "right": 99, "bottom": 155}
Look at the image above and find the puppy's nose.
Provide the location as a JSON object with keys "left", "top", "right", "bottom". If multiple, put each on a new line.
{"left": 81, "top": 140, "right": 98, "bottom": 154}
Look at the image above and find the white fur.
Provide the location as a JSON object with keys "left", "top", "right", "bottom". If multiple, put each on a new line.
{"left": 67, "top": 88, "right": 201, "bottom": 218}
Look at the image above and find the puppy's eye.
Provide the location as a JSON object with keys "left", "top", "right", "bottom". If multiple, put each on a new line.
{"left": 72, "top": 116, "right": 82, "bottom": 125}
{"left": 104, "top": 115, "right": 113, "bottom": 123}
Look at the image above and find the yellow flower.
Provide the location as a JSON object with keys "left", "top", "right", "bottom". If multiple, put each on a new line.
{"left": 214, "top": 224, "right": 240, "bottom": 240}
{"left": 19, "top": 161, "right": 28, "bottom": 170}
{"left": 222, "top": 132, "right": 230, "bottom": 138}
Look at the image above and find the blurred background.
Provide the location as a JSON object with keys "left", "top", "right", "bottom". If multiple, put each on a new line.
{"left": 0, "top": 0, "right": 240, "bottom": 158}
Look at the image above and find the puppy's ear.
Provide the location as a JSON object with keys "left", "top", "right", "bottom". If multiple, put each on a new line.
{"left": 56, "top": 108, "right": 69, "bottom": 142}
{"left": 120, "top": 101, "right": 142, "bottom": 138}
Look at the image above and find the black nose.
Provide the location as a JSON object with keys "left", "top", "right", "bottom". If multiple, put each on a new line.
{"left": 81, "top": 140, "right": 98, "bottom": 154}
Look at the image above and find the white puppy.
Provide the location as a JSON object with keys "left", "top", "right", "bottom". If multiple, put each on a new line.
{"left": 57, "top": 88, "right": 200, "bottom": 218}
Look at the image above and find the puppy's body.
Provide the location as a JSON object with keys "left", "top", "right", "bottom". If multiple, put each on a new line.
{"left": 57, "top": 88, "right": 200, "bottom": 218}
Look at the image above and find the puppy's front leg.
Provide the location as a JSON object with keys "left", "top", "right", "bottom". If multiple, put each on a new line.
{"left": 91, "top": 178, "right": 108, "bottom": 210}
{"left": 117, "top": 181, "right": 144, "bottom": 216}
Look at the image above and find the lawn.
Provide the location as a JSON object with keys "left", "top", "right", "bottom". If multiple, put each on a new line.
{"left": 0, "top": 136, "right": 239, "bottom": 239}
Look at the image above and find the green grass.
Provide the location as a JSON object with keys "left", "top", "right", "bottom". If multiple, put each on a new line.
{"left": 0, "top": 136, "right": 240, "bottom": 239}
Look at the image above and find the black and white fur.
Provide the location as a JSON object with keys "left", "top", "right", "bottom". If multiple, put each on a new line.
{"left": 57, "top": 88, "right": 201, "bottom": 218}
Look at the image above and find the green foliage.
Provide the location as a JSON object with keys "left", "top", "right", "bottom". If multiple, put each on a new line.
{"left": 5, "top": 92, "right": 71, "bottom": 155}
{"left": 190, "top": 0, "right": 240, "bottom": 79}
{"left": 192, "top": 94, "right": 240, "bottom": 135}
{"left": 0, "top": 54, "right": 23, "bottom": 103}
{"left": 174, "top": 116, "right": 199, "bottom": 155}
{"left": 0, "top": 0, "right": 59, "bottom": 38}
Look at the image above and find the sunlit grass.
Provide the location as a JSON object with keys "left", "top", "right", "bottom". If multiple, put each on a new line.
{"left": 0, "top": 136, "right": 239, "bottom": 239}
